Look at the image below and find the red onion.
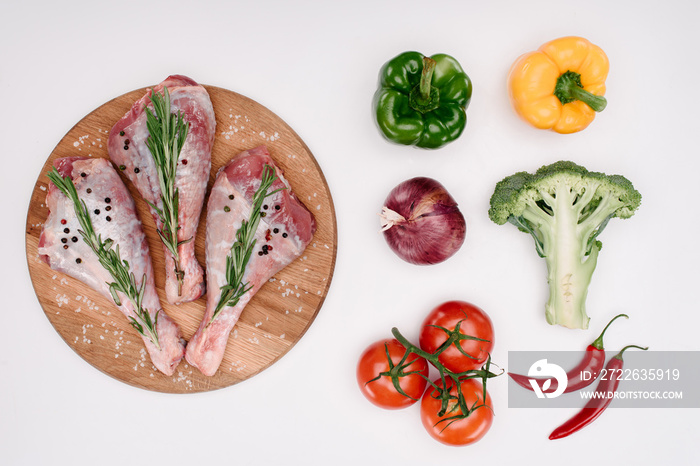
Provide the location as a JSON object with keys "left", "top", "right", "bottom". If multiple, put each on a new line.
{"left": 380, "top": 177, "right": 466, "bottom": 265}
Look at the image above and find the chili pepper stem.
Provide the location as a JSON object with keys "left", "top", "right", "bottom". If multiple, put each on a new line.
{"left": 591, "top": 313, "right": 628, "bottom": 350}
{"left": 615, "top": 345, "right": 648, "bottom": 360}
{"left": 554, "top": 70, "right": 607, "bottom": 112}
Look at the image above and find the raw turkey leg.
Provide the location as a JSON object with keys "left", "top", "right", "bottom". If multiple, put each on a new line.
{"left": 108, "top": 75, "right": 215, "bottom": 304}
{"left": 186, "top": 145, "right": 315, "bottom": 376}
{"left": 39, "top": 157, "right": 186, "bottom": 375}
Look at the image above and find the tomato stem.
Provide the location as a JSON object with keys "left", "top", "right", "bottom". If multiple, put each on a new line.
{"left": 390, "top": 327, "right": 502, "bottom": 420}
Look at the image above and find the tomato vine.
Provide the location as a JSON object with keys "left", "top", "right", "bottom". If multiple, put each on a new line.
{"left": 390, "top": 326, "right": 502, "bottom": 423}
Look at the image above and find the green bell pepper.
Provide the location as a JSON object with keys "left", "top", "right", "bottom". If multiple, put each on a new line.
{"left": 373, "top": 51, "right": 472, "bottom": 149}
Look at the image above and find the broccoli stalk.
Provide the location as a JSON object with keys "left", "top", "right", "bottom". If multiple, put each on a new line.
{"left": 489, "top": 161, "right": 641, "bottom": 329}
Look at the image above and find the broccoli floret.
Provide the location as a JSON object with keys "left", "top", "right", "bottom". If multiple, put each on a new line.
{"left": 488, "top": 161, "right": 641, "bottom": 329}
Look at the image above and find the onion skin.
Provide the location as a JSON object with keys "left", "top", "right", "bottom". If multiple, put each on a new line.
{"left": 381, "top": 177, "right": 466, "bottom": 265}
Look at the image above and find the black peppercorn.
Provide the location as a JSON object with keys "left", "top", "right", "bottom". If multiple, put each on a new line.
{"left": 282, "top": 233, "right": 288, "bottom": 238}
{"left": 61, "top": 238, "right": 68, "bottom": 244}
{"left": 63, "top": 228, "right": 70, "bottom": 234}
{"left": 106, "top": 216, "right": 112, "bottom": 222}
{"left": 86, "top": 188, "right": 92, "bottom": 194}
{"left": 124, "top": 139, "right": 130, "bottom": 145}
{"left": 228, "top": 194, "right": 234, "bottom": 200}
{"left": 134, "top": 168, "right": 140, "bottom": 173}
{"left": 273, "top": 228, "right": 279, "bottom": 234}
{"left": 80, "top": 173, "right": 86, "bottom": 177}
{"left": 275, "top": 205, "right": 280, "bottom": 210}
{"left": 104, "top": 198, "right": 111, "bottom": 203}
{"left": 105, "top": 206, "right": 112, "bottom": 211}
{"left": 94, "top": 209, "right": 100, "bottom": 215}
{"left": 263, "top": 205, "right": 268, "bottom": 210}
{"left": 258, "top": 251, "right": 264, "bottom": 256}
{"left": 124, "top": 145, "right": 129, "bottom": 150}
{"left": 76, "top": 258, "right": 82, "bottom": 264}
{"left": 71, "top": 237, "right": 78, "bottom": 243}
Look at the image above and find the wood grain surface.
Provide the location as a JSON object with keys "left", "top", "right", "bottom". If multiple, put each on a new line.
{"left": 25, "top": 85, "right": 337, "bottom": 393}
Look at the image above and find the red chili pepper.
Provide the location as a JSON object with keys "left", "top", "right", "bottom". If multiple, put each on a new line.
{"left": 548, "top": 344, "right": 648, "bottom": 440}
{"left": 509, "top": 313, "right": 627, "bottom": 394}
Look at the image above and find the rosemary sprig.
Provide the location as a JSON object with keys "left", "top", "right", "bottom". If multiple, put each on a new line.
{"left": 47, "top": 167, "right": 161, "bottom": 349}
{"left": 144, "top": 86, "right": 190, "bottom": 296}
{"left": 209, "top": 164, "right": 284, "bottom": 325}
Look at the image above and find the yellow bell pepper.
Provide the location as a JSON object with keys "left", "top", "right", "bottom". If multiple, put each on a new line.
{"left": 508, "top": 36, "right": 609, "bottom": 134}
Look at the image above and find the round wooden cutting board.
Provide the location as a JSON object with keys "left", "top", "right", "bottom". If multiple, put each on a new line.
{"left": 25, "top": 84, "right": 337, "bottom": 393}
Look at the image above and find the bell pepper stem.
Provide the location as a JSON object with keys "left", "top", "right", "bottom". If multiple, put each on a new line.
{"left": 554, "top": 70, "right": 607, "bottom": 112}
{"left": 419, "top": 57, "right": 437, "bottom": 101}
{"left": 408, "top": 57, "right": 440, "bottom": 113}
{"left": 570, "top": 86, "right": 608, "bottom": 112}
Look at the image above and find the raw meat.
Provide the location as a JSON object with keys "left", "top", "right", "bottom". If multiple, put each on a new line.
{"left": 185, "top": 146, "right": 316, "bottom": 376}
{"left": 108, "top": 75, "right": 215, "bottom": 304}
{"left": 38, "top": 157, "right": 186, "bottom": 376}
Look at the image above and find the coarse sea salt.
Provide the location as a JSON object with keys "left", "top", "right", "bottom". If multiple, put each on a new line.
{"left": 55, "top": 293, "right": 69, "bottom": 308}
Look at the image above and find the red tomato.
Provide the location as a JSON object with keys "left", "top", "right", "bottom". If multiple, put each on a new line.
{"left": 357, "top": 339, "right": 429, "bottom": 409}
{"left": 420, "top": 377, "right": 493, "bottom": 446}
{"left": 419, "top": 300, "right": 494, "bottom": 373}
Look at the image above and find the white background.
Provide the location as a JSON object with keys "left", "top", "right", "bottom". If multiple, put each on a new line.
{"left": 2, "top": 0, "right": 699, "bottom": 464}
